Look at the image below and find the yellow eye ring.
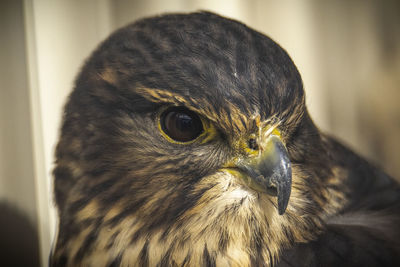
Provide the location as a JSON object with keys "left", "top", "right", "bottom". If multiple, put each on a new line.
{"left": 158, "top": 106, "right": 205, "bottom": 144}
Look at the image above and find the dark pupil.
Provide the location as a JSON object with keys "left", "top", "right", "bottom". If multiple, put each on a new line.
{"left": 162, "top": 108, "right": 203, "bottom": 142}
{"left": 173, "top": 113, "right": 192, "bottom": 131}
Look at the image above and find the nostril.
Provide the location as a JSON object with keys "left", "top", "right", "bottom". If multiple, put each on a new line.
{"left": 248, "top": 138, "right": 259, "bottom": 150}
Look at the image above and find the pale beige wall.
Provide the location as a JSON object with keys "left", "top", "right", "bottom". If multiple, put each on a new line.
{"left": 305, "top": 1, "right": 400, "bottom": 179}
{"left": 0, "top": 0, "right": 36, "bottom": 222}
{"left": 0, "top": 0, "right": 39, "bottom": 265}
{"left": 23, "top": 0, "right": 113, "bottom": 265}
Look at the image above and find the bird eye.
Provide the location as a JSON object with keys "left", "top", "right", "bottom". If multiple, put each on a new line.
{"left": 160, "top": 107, "right": 203, "bottom": 143}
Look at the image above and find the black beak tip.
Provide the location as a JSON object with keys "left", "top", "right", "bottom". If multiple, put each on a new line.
{"left": 277, "top": 180, "right": 292, "bottom": 215}
{"left": 278, "top": 196, "right": 289, "bottom": 215}
{"left": 264, "top": 183, "right": 291, "bottom": 215}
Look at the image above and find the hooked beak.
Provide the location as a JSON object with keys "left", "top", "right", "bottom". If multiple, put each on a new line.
{"left": 233, "top": 134, "right": 292, "bottom": 215}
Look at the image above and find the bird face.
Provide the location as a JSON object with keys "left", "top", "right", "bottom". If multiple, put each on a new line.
{"left": 52, "top": 12, "right": 332, "bottom": 267}
{"left": 157, "top": 103, "right": 292, "bottom": 214}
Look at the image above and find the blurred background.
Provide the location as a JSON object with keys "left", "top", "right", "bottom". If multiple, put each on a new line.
{"left": 1, "top": 0, "right": 399, "bottom": 266}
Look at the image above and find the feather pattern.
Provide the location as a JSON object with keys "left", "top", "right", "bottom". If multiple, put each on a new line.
{"left": 50, "top": 12, "right": 400, "bottom": 266}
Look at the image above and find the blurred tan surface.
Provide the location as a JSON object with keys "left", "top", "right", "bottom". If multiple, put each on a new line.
{"left": 0, "top": 1, "right": 39, "bottom": 265}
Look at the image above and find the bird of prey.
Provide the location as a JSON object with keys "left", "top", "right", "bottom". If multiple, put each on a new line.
{"left": 50, "top": 12, "right": 400, "bottom": 267}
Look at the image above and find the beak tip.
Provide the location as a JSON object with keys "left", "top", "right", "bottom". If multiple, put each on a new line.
{"left": 276, "top": 174, "right": 292, "bottom": 215}
{"left": 277, "top": 198, "right": 289, "bottom": 215}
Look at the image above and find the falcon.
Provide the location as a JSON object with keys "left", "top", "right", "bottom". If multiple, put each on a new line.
{"left": 50, "top": 12, "right": 400, "bottom": 266}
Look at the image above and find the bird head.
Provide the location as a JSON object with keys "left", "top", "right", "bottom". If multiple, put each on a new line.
{"left": 52, "top": 12, "right": 340, "bottom": 266}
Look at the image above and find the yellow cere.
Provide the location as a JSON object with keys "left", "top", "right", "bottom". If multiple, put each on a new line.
{"left": 240, "top": 133, "right": 260, "bottom": 156}
{"left": 239, "top": 125, "right": 282, "bottom": 156}
{"left": 271, "top": 128, "right": 281, "bottom": 138}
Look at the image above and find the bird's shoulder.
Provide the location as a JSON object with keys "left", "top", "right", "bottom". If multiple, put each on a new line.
{"left": 277, "top": 135, "right": 400, "bottom": 267}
